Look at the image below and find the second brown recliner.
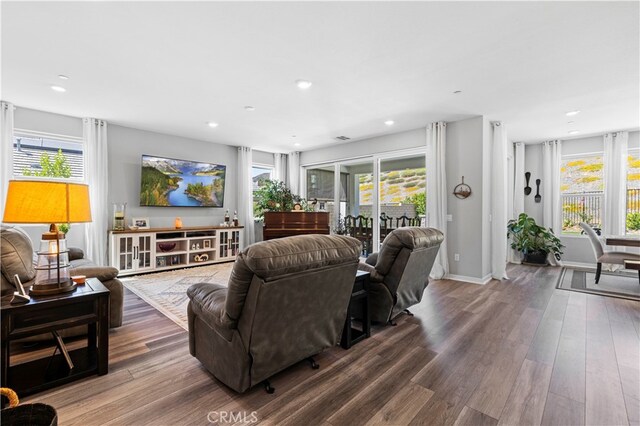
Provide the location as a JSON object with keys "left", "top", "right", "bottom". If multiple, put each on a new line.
{"left": 358, "top": 227, "right": 444, "bottom": 323}
{"left": 187, "top": 234, "right": 362, "bottom": 393}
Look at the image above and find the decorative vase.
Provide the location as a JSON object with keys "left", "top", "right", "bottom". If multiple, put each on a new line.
{"left": 113, "top": 203, "right": 127, "bottom": 231}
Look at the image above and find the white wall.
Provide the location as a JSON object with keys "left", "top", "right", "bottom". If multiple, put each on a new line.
{"left": 108, "top": 124, "right": 238, "bottom": 229}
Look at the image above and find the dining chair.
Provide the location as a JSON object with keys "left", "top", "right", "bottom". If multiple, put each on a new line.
{"left": 579, "top": 222, "right": 640, "bottom": 283}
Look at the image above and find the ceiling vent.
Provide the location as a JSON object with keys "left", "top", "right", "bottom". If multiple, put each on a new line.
{"left": 335, "top": 136, "right": 350, "bottom": 141}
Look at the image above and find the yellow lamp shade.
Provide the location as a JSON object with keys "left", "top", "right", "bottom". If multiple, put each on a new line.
{"left": 3, "top": 180, "right": 92, "bottom": 224}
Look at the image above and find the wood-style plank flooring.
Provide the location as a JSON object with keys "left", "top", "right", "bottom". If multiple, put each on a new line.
{"left": 17, "top": 264, "right": 640, "bottom": 425}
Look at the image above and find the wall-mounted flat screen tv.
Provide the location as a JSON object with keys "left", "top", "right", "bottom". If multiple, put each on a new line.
{"left": 140, "top": 155, "right": 226, "bottom": 207}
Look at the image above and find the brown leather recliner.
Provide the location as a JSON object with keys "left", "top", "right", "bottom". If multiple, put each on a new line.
{"left": 0, "top": 225, "right": 124, "bottom": 329}
{"left": 358, "top": 227, "right": 444, "bottom": 323}
{"left": 187, "top": 234, "right": 361, "bottom": 393}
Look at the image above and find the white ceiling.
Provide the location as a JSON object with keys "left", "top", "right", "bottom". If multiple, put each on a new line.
{"left": 2, "top": 2, "right": 638, "bottom": 152}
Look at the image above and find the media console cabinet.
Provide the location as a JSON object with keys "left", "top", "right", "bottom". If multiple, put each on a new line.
{"left": 108, "top": 226, "right": 243, "bottom": 276}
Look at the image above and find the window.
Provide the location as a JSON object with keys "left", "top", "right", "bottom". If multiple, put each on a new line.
{"left": 560, "top": 154, "right": 603, "bottom": 234}
{"left": 13, "top": 134, "right": 83, "bottom": 180}
{"left": 627, "top": 149, "right": 640, "bottom": 234}
{"left": 252, "top": 165, "right": 274, "bottom": 218}
{"left": 252, "top": 165, "right": 273, "bottom": 192}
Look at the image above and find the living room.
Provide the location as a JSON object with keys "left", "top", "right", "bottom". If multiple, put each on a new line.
{"left": 1, "top": 2, "right": 639, "bottom": 426}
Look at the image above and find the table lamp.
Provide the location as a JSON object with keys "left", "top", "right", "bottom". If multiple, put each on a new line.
{"left": 3, "top": 180, "right": 92, "bottom": 295}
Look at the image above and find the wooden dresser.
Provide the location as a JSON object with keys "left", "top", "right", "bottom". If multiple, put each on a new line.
{"left": 263, "top": 212, "right": 330, "bottom": 240}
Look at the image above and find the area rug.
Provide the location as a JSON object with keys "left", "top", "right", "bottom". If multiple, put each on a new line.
{"left": 120, "top": 263, "right": 234, "bottom": 330}
{"left": 557, "top": 267, "right": 640, "bottom": 301}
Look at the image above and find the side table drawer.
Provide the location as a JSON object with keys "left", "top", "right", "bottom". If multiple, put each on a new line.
{"left": 9, "top": 302, "right": 96, "bottom": 335}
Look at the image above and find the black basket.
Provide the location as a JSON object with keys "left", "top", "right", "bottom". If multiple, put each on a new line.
{"left": 1, "top": 403, "right": 58, "bottom": 426}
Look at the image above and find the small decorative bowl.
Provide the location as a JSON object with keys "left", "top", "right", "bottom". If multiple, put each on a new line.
{"left": 129, "top": 225, "right": 139, "bottom": 231}
{"left": 158, "top": 242, "right": 176, "bottom": 252}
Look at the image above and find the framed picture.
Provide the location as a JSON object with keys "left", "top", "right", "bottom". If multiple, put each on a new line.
{"left": 132, "top": 217, "right": 150, "bottom": 229}
{"left": 203, "top": 240, "right": 211, "bottom": 249}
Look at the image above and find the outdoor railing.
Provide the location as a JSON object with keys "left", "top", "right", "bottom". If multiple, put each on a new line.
{"left": 628, "top": 188, "right": 640, "bottom": 215}
{"left": 561, "top": 192, "right": 603, "bottom": 232}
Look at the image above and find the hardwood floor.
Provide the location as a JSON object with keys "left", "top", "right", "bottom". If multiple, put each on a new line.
{"left": 16, "top": 264, "right": 640, "bottom": 425}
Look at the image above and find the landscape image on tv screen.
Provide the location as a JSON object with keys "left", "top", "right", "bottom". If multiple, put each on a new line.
{"left": 140, "top": 155, "right": 226, "bottom": 207}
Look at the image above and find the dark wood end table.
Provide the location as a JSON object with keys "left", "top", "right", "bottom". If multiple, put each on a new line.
{"left": 341, "top": 270, "right": 371, "bottom": 349}
{"left": 1, "top": 278, "right": 110, "bottom": 398}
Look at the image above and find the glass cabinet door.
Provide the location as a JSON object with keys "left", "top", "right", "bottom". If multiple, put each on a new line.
{"left": 219, "top": 231, "right": 229, "bottom": 258}
{"left": 137, "top": 235, "right": 153, "bottom": 269}
{"left": 118, "top": 236, "right": 134, "bottom": 271}
{"left": 230, "top": 231, "right": 240, "bottom": 256}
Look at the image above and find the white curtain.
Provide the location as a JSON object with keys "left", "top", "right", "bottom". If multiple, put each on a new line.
{"left": 509, "top": 142, "right": 526, "bottom": 263}
{"left": 287, "top": 151, "right": 300, "bottom": 195}
{"left": 491, "top": 122, "right": 509, "bottom": 279}
{"left": 1, "top": 102, "right": 15, "bottom": 220}
{"left": 603, "top": 131, "right": 628, "bottom": 236}
{"left": 541, "top": 140, "right": 562, "bottom": 266}
{"left": 237, "top": 147, "right": 255, "bottom": 247}
{"left": 83, "top": 118, "right": 109, "bottom": 266}
{"left": 426, "top": 122, "right": 449, "bottom": 279}
{"left": 273, "top": 153, "right": 287, "bottom": 183}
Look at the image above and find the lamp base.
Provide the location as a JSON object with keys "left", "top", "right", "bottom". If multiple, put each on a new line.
{"left": 30, "top": 280, "right": 77, "bottom": 296}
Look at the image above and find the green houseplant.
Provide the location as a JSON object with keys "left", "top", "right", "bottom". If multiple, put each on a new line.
{"left": 507, "top": 213, "right": 564, "bottom": 264}
{"left": 254, "top": 179, "right": 312, "bottom": 219}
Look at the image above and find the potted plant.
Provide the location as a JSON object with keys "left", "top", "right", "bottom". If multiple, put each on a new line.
{"left": 507, "top": 213, "right": 564, "bottom": 264}
{"left": 254, "top": 179, "right": 316, "bottom": 218}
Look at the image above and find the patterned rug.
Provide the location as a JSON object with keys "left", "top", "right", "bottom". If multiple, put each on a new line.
{"left": 557, "top": 267, "right": 640, "bottom": 301}
{"left": 120, "top": 263, "right": 234, "bottom": 330}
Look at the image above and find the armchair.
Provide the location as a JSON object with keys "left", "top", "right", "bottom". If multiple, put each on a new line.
{"left": 358, "top": 227, "right": 444, "bottom": 323}
{"left": 187, "top": 234, "right": 361, "bottom": 393}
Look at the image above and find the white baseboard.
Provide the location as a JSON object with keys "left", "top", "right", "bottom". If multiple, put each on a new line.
{"left": 445, "top": 273, "right": 493, "bottom": 285}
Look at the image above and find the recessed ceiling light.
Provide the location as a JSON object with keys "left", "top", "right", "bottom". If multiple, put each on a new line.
{"left": 244, "top": 106, "right": 255, "bottom": 111}
{"left": 296, "top": 80, "right": 312, "bottom": 90}
{"left": 207, "top": 122, "right": 219, "bottom": 128}
{"left": 50, "top": 85, "right": 66, "bottom": 92}
{"left": 566, "top": 110, "right": 581, "bottom": 117}
{"left": 453, "top": 90, "right": 462, "bottom": 94}
{"left": 567, "top": 121, "right": 575, "bottom": 124}
{"left": 384, "top": 120, "right": 395, "bottom": 126}
{"left": 568, "top": 130, "right": 580, "bottom": 135}
{"left": 58, "top": 74, "right": 69, "bottom": 80}
{"left": 294, "top": 143, "right": 301, "bottom": 147}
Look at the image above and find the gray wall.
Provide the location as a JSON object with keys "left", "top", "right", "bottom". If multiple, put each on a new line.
{"left": 446, "top": 116, "right": 487, "bottom": 279}
{"left": 523, "top": 130, "right": 640, "bottom": 265}
{"left": 253, "top": 150, "right": 275, "bottom": 166}
{"left": 10, "top": 106, "right": 239, "bottom": 250}
{"left": 300, "top": 128, "right": 426, "bottom": 165}
{"left": 12, "top": 107, "right": 86, "bottom": 248}
{"left": 14, "top": 106, "right": 83, "bottom": 138}
{"left": 108, "top": 124, "right": 238, "bottom": 229}
{"left": 301, "top": 117, "right": 490, "bottom": 281}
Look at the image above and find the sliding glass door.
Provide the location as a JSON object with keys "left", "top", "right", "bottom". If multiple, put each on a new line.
{"left": 339, "top": 159, "right": 375, "bottom": 255}
{"left": 306, "top": 164, "right": 346, "bottom": 229}
{"left": 303, "top": 148, "right": 425, "bottom": 253}
{"left": 379, "top": 154, "right": 427, "bottom": 234}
